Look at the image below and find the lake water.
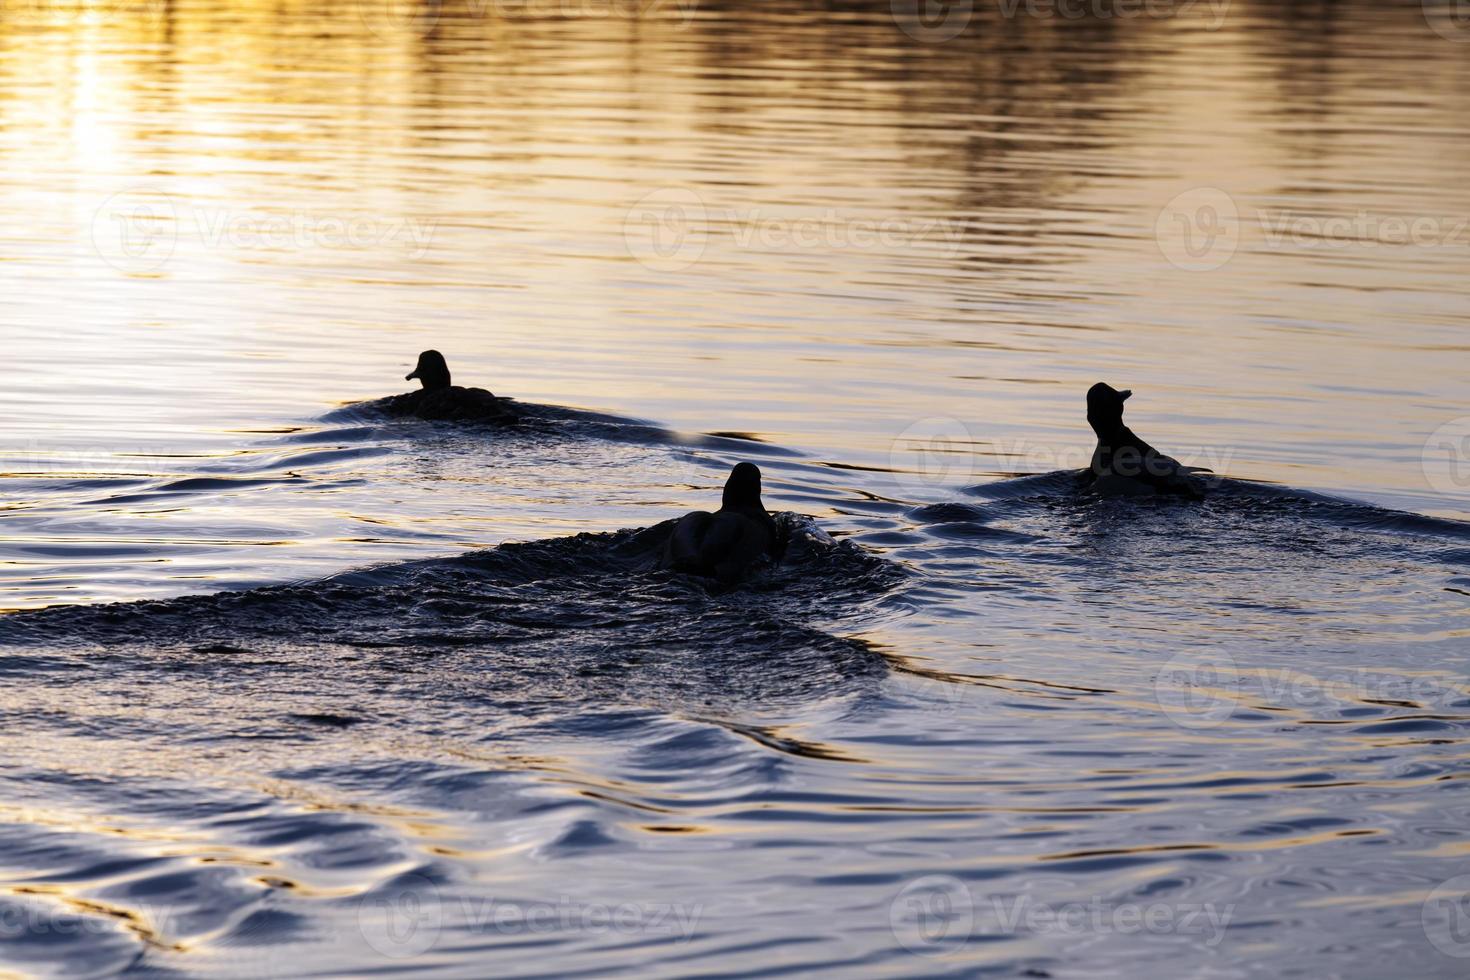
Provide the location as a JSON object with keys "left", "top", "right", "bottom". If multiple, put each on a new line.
{"left": 2, "top": 0, "right": 1469, "bottom": 976}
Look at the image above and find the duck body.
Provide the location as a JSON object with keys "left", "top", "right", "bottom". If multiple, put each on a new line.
{"left": 1084, "top": 383, "right": 1205, "bottom": 498}
{"left": 383, "top": 385, "right": 520, "bottom": 423}
{"left": 661, "top": 462, "right": 782, "bottom": 582}
{"left": 386, "top": 349, "right": 521, "bottom": 423}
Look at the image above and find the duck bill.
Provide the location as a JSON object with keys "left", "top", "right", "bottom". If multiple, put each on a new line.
{"left": 1120, "top": 389, "right": 1133, "bottom": 401}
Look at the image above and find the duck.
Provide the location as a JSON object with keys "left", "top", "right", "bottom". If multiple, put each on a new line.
{"left": 383, "top": 350, "right": 519, "bottom": 423}
{"left": 1084, "top": 382, "right": 1207, "bottom": 498}
{"left": 661, "top": 462, "right": 783, "bottom": 582}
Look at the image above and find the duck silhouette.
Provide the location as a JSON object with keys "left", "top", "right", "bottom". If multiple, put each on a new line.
{"left": 1084, "top": 383, "right": 1208, "bottom": 498}
{"left": 384, "top": 350, "right": 519, "bottom": 423}
{"left": 661, "top": 462, "right": 783, "bottom": 582}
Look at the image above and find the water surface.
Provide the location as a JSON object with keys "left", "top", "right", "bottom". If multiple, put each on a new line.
{"left": 2, "top": 0, "right": 1469, "bottom": 976}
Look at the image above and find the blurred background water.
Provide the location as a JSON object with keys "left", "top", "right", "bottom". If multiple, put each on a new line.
{"left": 1, "top": 0, "right": 1469, "bottom": 976}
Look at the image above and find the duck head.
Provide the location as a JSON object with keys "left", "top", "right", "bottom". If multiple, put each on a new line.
{"left": 1086, "top": 382, "right": 1132, "bottom": 436}
{"left": 406, "top": 350, "right": 452, "bottom": 391}
{"left": 721, "top": 462, "right": 765, "bottom": 512}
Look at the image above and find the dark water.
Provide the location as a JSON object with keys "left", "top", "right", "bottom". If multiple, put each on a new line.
{"left": 3, "top": 0, "right": 1470, "bottom": 976}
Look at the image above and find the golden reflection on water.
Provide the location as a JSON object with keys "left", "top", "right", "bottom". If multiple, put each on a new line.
{"left": 3, "top": 0, "right": 1467, "bottom": 518}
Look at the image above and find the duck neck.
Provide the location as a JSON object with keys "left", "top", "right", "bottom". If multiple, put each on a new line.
{"left": 1088, "top": 414, "right": 1126, "bottom": 442}
{"left": 722, "top": 492, "right": 763, "bottom": 514}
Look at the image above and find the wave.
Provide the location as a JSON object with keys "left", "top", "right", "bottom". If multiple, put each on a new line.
{"left": 326, "top": 395, "right": 803, "bottom": 459}
{"left": 0, "top": 514, "right": 906, "bottom": 712}
{"left": 961, "top": 469, "right": 1470, "bottom": 543}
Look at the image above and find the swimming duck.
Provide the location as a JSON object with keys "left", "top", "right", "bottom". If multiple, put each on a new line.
{"left": 1084, "top": 383, "right": 1206, "bottom": 498}
{"left": 384, "top": 350, "right": 519, "bottom": 423}
{"left": 662, "top": 462, "right": 783, "bottom": 582}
